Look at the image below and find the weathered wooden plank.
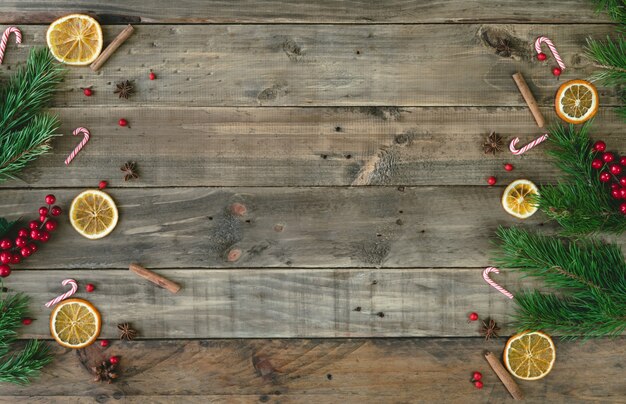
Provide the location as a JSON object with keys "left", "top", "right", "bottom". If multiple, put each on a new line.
{"left": 0, "top": 25, "right": 618, "bottom": 107}
{"left": 1, "top": 338, "right": 624, "bottom": 401}
{"left": 2, "top": 107, "right": 623, "bottom": 188}
{"left": 9, "top": 268, "right": 525, "bottom": 338}
{"left": 1, "top": 187, "right": 552, "bottom": 270}
{"left": 0, "top": 1, "right": 613, "bottom": 24}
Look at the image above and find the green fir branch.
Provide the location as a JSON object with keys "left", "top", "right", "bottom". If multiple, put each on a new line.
{"left": 0, "top": 47, "right": 64, "bottom": 182}
{"left": 589, "top": 0, "right": 626, "bottom": 23}
{"left": 537, "top": 122, "right": 626, "bottom": 235}
{"left": 493, "top": 227, "right": 626, "bottom": 338}
{"left": 0, "top": 218, "right": 18, "bottom": 238}
{"left": 585, "top": 35, "right": 626, "bottom": 87}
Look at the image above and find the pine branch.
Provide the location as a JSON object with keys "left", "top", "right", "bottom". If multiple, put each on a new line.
{"left": 585, "top": 35, "right": 626, "bottom": 87}
{"left": 589, "top": 0, "right": 626, "bottom": 23}
{"left": 537, "top": 122, "right": 626, "bottom": 235}
{"left": 0, "top": 218, "right": 18, "bottom": 238}
{"left": 0, "top": 294, "right": 30, "bottom": 358}
{"left": 493, "top": 227, "right": 626, "bottom": 338}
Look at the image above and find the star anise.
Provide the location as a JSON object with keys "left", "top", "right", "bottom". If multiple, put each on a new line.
{"left": 92, "top": 360, "right": 119, "bottom": 384}
{"left": 114, "top": 80, "right": 134, "bottom": 99}
{"left": 118, "top": 323, "right": 138, "bottom": 341}
{"left": 483, "top": 131, "right": 503, "bottom": 155}
{"left": 120, "top": 161, "right": 139, "bottom": 181}
{"left": 495, "top": 39, "right": 513, "bottom": 57}
{"left": 480, "top": 318, "right": 501, "bottom": 341}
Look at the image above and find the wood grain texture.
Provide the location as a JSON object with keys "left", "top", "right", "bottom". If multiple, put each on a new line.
{"left": 0, "top": 25, "right": 618, "bottom": 107}
{"left": 3, "top": 107, "right": 624, "bottom": 188}
{"left": 10, "top": 268, "right": 527, "bottom": 339}
{"left": 1, "top": 339, "right": 624, "bottom": 402}
{"left": 1, "top": 187, "right": 552, "bottom": 270}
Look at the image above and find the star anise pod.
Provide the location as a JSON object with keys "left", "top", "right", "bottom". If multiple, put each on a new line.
{"left": 480, "top": 318, "right": 501, "bottom": 341}
{"left": 495, "top": 39, "right": 512, "bottom": 57}
{"left": 92, "top": 360, "right": 119, "bottom": 384}
{"left": 114, "top": 80, "right": 134, "bottom": 99}
{"left": 483, "top": 131, "right": 503, "bottom": 155}
{"left": 120, "top": 161, "right": 139, "bottom": 181}
{"left": 118, "top": 322, "right": 138, "bottom": 341}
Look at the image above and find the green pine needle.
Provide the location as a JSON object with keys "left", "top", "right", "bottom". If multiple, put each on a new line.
{"left": 537, "top": 122, "right": 626, "bottom": 235}
{"left": 0, "top": 47, "right": 64, "bottom": 182}
{"left": 590, "top": 0, "right": 626, "bottom": 23}
{"left": 493, "top": 227, "right": 626, "bottom": 338}
{"left": 585, "top": 35, "right": 626, "bottom": 87}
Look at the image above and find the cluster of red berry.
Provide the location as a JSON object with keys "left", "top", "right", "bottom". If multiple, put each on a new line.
{"left": 0, "top": 194, "right": 61, "bottom": 278}
{"left": 536, "top": 53, "right": 562, "bottom": 76}
{"left": 466, "top": 312, "right": 484, "bottom": 389}
{"left": 590, "top": 141, "right": 626, "bottom": 214}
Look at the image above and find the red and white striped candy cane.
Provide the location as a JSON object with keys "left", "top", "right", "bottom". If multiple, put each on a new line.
{"left": 509, "top": 134, "right": 549, "bottom": 155}
{"left": 483, "top": 267, "right": 514, "bottom": 300}
{"left": 65, "top": 127, "right": 91, "bottom": 165}
{"left": 45, "top": 279, "right": 78, "bottom": 308}
{"left": 0, "top": 26, "right": 22, "bottom": 64}
{"left": 535, "top": 36, "right": 565, "bottom": 71}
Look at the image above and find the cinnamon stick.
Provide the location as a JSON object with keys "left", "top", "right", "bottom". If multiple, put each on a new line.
{"left": 129, "top": 263, "right": 181, "bottom": 294}
{"left": 512, "top": 72, "right": 545, "bottom": 128}
{"left": 484, "top": 351, "right": 524, "bottom": 400}
{"left": 90, "top": 25, "right": 134, "bottom": 71}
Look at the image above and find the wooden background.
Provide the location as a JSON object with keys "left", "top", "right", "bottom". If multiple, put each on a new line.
{"left": 1, "top": 1, "right": 625, "bottom": 402}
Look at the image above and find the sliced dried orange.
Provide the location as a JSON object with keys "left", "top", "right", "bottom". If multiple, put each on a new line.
{"left": 504, "top": 331, "right": 556, "bottom": 380}
{"left": 555, "top": 80, "right": 599, "bottom": 124}
{"left": 69, "top": 190, "right": 118, "bottom": 239}
{"left": 50, "top": 298, "right": 101, "bottom": 349}
{"left": 502, "top": 179, "right": 539, "bottom": 219}
{"left": 46, "top": 14, "right": 103, "bottom": 65}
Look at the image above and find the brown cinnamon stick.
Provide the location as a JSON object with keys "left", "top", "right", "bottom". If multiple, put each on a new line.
{"left": 90, "top": 25, "right": 134, "bottom": 71}
{"left": 129, "top": 263, "right": 181, "bottom": 294}
{"left": 512, "top": 72, "right": 545, "bottom": 128}
{"left": 484, "top": 351, "right": 524, "bottom": 400}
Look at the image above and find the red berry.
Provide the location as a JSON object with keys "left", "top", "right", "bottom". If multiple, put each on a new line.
{"left": 600, "top": 172, "right": 611, "bottom": 183}
{"left": 503, "top": 163, "right": 514, "bottom": 172}
{"left": 474, "top": 380, "right": 484, "bottom": 389}
{"left": 591, "top": 159, "right": 603, "bottom": 170}
{"left": 86, "top": 283, "right": 95, "bottom": 292}
{"left": 99, "top": 180, "right": 108, "bottom": 190}
{"left": 621, "top": 203, "right": 626, "bottom": 215}
{"left": 28, "top": 244, "right": 37, "bottom": 253}
{"left": 30, "top": 230, "right": 40, "bottom": 240}
{"left": 537, "top": 52, "right": 547, "bottom": 61}
{"left": 100, "top": 339, "right": 110, "bottom": 347}
{"left": 612, "top": 189, "right": 621, "bottom": 199}
{"left": 619, "top": 188, "right": 626, "bottom": 199}
{"left": 0, "top": 264, "right": 11, "bottom": 277}
{"left": 603, "top": 152, "right": 615, "bottom": 163}
{"left": 118, "top": 118, "right": 128, "bottom": 127}
{"left": 20, "top": 246, "right": 32, "bottom": 257}
{"left": 109, "top": 356, "right": 120, "bottom": 365}
{"left": 45, "top": 194, "right": 56, "bottom": 205}
{"left": 468, "top": 312, "right": 479, "bottom": 321}
{"left": 39, "top": 231, "right": 50, "bottom": 243}
{"left": 620, "top": 177, "right": 626, "bottom": 187}
{"left": 17, "top": 228, "right": 29, "bottom": 238}
{"left": 486, "top": 176, "right": 496, "bottom": 186}
{"left": 612, "top": 183, "right": 620, "bottom": 190}
{"left": 149, "top": 71, "right": 156, "bottom": 80}
{"left": 83, "top": 87, "right": 93, "bottom": 96}
{"left": 39, "top": 206, "right": 49, "bottom": 216}
{"left": 50, "top": 206, "right": 62, "bottom": 216}
{"left": 620, "top": 157, "right": 626, "bottom": 166}
{"left": 610, "top": 164, "right": 622, "bottom": 175}
{"left": 472, "top": 372, "right": 483, "bottom": 381}
{"left": 15, "top": 237, "right": 27, "bottom": 248}
{"left": 22, "top": 317, "right": 33, "bottom": 325}
{"left": 0, "top": 238, "right": 12, "bottom": 250}
{"left": 0, "top": 252, "right": 11, "bottom": 264}
{"left": 593, "top": 141, "right": 606, "bottom": 152}
{"left": 552, "top": 67, "right": 562, "bottom": 76}
{"left": 28, "top": 220, "right": 40, "bottom": 230}
{"left": 45, "top": 220, "right": 57, "bottom": 232}
{"left": 10, "top": 254, "right": 20, "bottom": 264}
{"left": 39, "top": 214, "right": 47, "bottom": 223}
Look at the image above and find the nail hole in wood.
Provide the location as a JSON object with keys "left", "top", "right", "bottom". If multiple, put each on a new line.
{"left": 327, "top": 374, "right": 333, "bottom": 380}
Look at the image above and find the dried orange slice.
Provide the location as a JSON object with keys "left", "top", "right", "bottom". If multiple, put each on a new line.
{"left": 555, "top": 80, "right": 598, "bottom": 124}
{"left": 50, "top": 298, "right": 101, "bottom": 349}
{"left": 46, "top": 14, "right": 103, "bottom": 65}
{"left": 69, "top": 190, "right": 118, "bottom": 239}
{"left": 502, "top": 179, "right": 539, "bottom": 219}
{"left": 504, "top": 331, "right": 556, "bottom": 380}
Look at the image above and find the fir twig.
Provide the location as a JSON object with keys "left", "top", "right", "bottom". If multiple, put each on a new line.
{"left": 588, "top": 0, "right": 626, "bottom": 23}
{"left": 585, "top": 35, "right": 626, "bottom": 87}
{"left": 493, "top": 227, "right": 626, "bottom": 338}
{"left": 0, "top": 47, "right": 64, "bottom": 182}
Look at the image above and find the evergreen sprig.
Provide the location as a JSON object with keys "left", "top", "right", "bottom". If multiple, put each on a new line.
{"left": 589, "top": 0, "right": 626, "bottom": 23}
{"left": 0, "top": 293, "right": 53, "bottom": 384}
{"left": 537, "top": 122, "right": 626, "bottom": 235}
{"left": 0, "top": 47, "right": 64, "bottom": 182}
{"left": 493, "top": 227, "right": 626, "bottom": 338}
{"left": 585, "top": 35, "right": 626, "bottom": 87}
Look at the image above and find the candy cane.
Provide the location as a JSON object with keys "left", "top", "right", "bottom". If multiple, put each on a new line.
{"left": 509, "top": 134, "right": 549, "bottom": 155}
{"left": 45, "top": 279, "right": 78, "bottom": 308}
{"left": 64, "top": 127, "right": 91, "bottom": 165}
{"left": 535, "top": 36, "right": 565, "bottom": 72}
{"left": 0, "top": 26, "right": 22, "bottom": 64}
{"left": 483, "top": 267, "right": 514, "bottom": 300}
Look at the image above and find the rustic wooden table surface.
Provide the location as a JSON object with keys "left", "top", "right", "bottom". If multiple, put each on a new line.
{"left": 1, "top": 1, "right": 625, "bottom": 402}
